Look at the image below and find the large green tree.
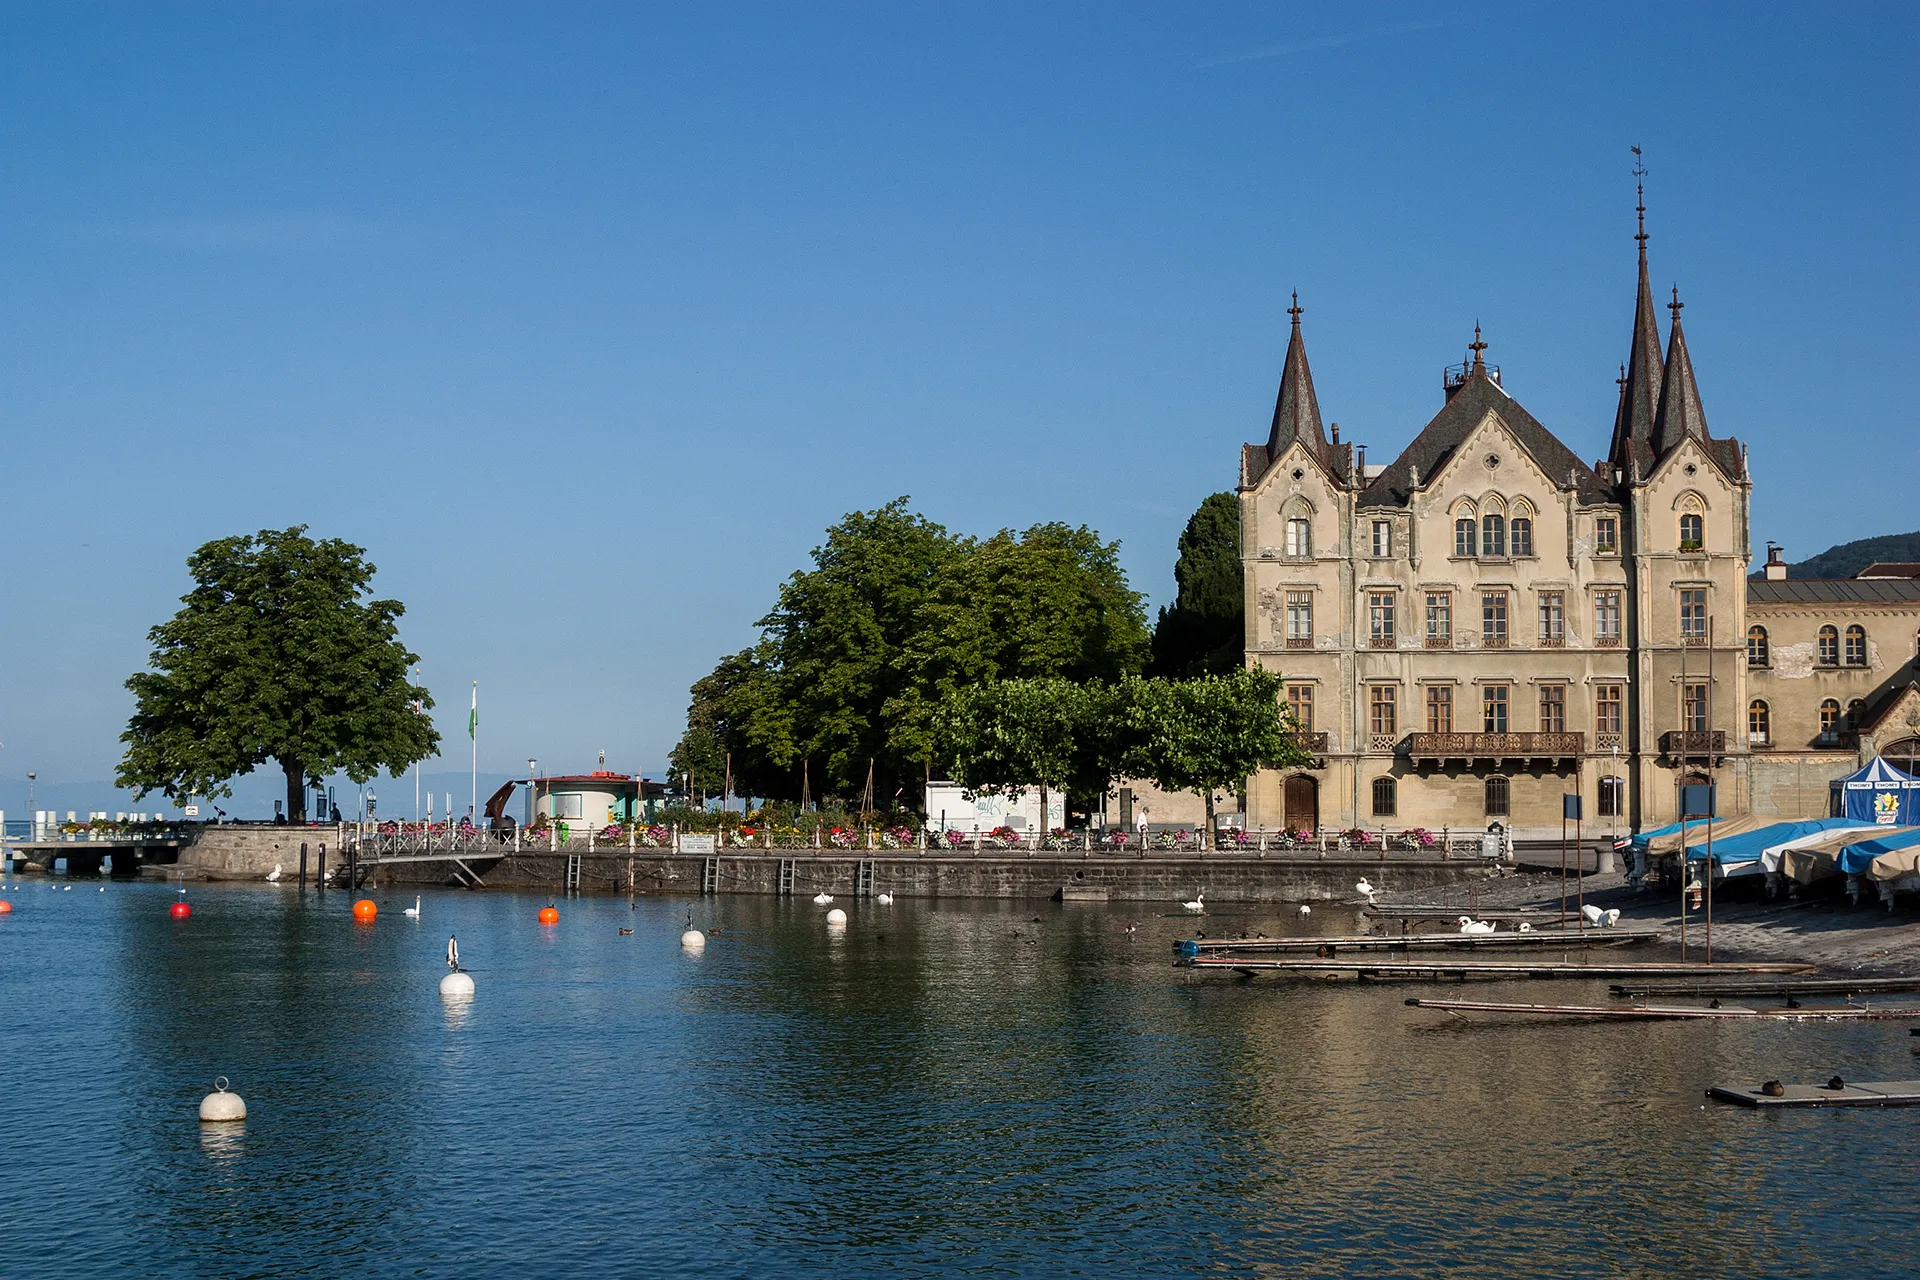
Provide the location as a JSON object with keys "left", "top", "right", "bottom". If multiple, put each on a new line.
{"left": 935, "top": 678, "right": 1128, "bottom": 829}
{"left": 1120, "top": 669, "right": 1309, "bottom": 846}
{"left": 1150, "top": 491, "right": 1244, "bottom": 678}
{"left": 119, "top": 527, "right": 439, "bottom": 821}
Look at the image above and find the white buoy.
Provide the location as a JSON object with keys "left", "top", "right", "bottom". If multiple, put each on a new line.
{"left": 198, "top": 1077, "right": 246, "bottom": 1122}
{"left": 440, "top": 970, "right": 475, "bottom": 996}
{"left": 681, "top": 929, "right": 707, "bottom": 950}
{"left": 826, "top": 908, "right": 848, "bottom": 926}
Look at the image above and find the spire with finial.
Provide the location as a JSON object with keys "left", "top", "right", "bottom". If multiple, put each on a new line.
{"left": 1653, "top": 284, "right": 1709, "bottom": 454}
{"left": 1608, "top": 146, "right": 1663, "bottom": 476}
{"left": 1266, "top": 290, "right": 1332, "bottom": 472}
{"left": 1468, "top": 322, "right": 1488, "bottom": 373}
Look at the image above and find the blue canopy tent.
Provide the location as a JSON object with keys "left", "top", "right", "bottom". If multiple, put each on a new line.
{"left": 1695, "top": 818, "right": 1875, "bottom": 872}
{"left": 1837, "top": 827, "right": 1920, "bottom": 877}
{"left": 1830, "top": 756, "right": 1920, "bottom": 826}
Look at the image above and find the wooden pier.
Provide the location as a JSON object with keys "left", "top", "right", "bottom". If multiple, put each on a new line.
{"left": 1178, "top": 957, "right": 1814, "bottom": 980}
{"left": 1610, "top": 975, "right": 1920, "bottom": 1000}
{"left": 1708, "top": 1080, "right": 1920, "bottom": 1108}
{"left": 1406, "top": 998, "right": 1920, "bottom": 1021}
{"left": 1176, "top": 929, "right": 1659, "bottom": 957}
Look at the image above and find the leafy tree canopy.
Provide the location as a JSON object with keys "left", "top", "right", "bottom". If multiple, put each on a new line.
{"left": 118, "top": 527, "right": 439, "bottom": 821}
{"left": 935, "top": 677, "right": 1127, "bottom": 808}
{"left": 1119, "top": 669, "right": 1311, "bottom": 839}
{"left": 670, "top": 501, "right": 1151, "bottom": 808}
{"left": 1150, "top": 491, "right": 1244, "bottom": 678}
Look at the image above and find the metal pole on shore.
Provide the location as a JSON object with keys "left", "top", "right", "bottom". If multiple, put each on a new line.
{"left": 299, "top": 842, "right": 308, "bottom": 891}
{"left": 317, "top": 843, "right": 326, "bottom": 891}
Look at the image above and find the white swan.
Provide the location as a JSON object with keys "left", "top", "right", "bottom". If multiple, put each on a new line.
{"left": 1181, "top": 890, "right": 1205, "bottom": 913}
{"left": 875, "top": 892, "right": 894, "bottom": 905}
{"left": 404, "top": 896, "right": 421, "bottom": 918}
{"left": 1518, "top": 922, "right": 1532, "bottom": 932}
{"left": 812, "top": 892, "right": 834, "bottom": 905}
{"left": 1354, "top": 878, "right": 1374, "bottom": 897}
{"left": 1458, "top": 915, "right": 1496, "bottom": 935}
{"left": 264, "top": 864, "right": 282, "bottom": 883}
{"left": 1581, "top": 904, "right": 1621, "bottom": 927}
{"left": 1297, "top": 904, "right": 1311, "bottom": 916}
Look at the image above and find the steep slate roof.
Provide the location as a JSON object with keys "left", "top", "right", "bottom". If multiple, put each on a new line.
{"left": 1242, "top": 295, "right": 1347, "bottom": 487}
{"left": 1652, "top": 290, "right": 1746, "bottom": 481}
{"left": 1607, "top": 211, "right": 1663, "bottom": 478}
{"left": 1746, "top": 578, "right": 1920, "bottom": 605}
{"left": 1860, "top": 563, "right": 1920, "bottom": 579}
{"left": 1858, "top": 681, "right": 1920, "bottom": 735}
{"left": 1359, "top": 368, "right": 1614, "bottom": 509}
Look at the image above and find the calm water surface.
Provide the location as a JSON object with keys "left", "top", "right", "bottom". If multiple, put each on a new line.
{"left": 2, "top": 880, "right": 1915, "bottom": 1277}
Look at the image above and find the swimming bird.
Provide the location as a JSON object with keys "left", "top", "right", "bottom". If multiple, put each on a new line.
{"left": 812, "top": 892, "right": 834, "bottom": 905}
{"left": 1458, "top": 916, "right": 1496, "bottom": 935}
{"left": 404, "top": 896, "right": 421, "bottom": 918}
{"left": 265, "top": 864, "right": 282, "bottom": 883}
{"left": 1297, "top": 904, "right": 1311, "bottom": 916}
{"left": 1580, "top": 904, "right": 1621, "bottom": 927}
{"left": 875, "top": 892, "right": 894, "bottom": 905}
{"left": 1181, "top": 890, "right": 1205, "bottom": 913}
{"left": 618, "top": 927, "right": 634, "bottom": 936}
{"left": 1354, "top": 878, "right": 1375, "bottom": 903}
{"left": 1517, "top": 922, "right": 1532, "bottom": 933}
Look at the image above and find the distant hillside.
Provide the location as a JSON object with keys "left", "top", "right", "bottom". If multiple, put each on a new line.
{"left": 1752, "top": 531, "right": 1920, "bottom": 580}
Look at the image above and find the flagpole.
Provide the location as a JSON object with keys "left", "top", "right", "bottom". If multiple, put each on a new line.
{"left": 470, "top": 681, "right": 478, "bottom": 823}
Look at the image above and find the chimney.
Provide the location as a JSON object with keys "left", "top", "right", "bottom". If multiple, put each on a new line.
{"left": 1331, "top": 423, "right": 1340, "bottom": 445}
{"left": 1355, "top": 445, "right": 1367, "bottom": 482}
{"left": 1764, "top": 543, "right": 1787, "bottom": 581}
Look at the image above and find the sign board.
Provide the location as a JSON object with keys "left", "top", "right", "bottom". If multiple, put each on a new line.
{"left": 1562, "top": 794, "right": 1583, "bottom": 821}
{"left": 925, "top": 782, "right": 1065, "bottom": 835}
{"left": 1681, "top": 784, "right": 1716, "bottom": 819}
{"left": 679, "top": 833, "right": 716, "bottom": 854}
{"left": 184, "top": 804, "right": 200, "bottom": 817}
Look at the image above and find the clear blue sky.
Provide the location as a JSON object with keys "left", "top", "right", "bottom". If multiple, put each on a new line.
{"left": 3, "top": 2, "right": 1915, "bottom": 812}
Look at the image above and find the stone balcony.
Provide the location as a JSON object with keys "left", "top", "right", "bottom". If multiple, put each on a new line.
{"left": 1407, "top": 732, "right": 1585, "bottom": 764}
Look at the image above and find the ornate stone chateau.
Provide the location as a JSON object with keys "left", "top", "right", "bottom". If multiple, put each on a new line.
{"left": 1238, "top": 200, "right": 1920, "bottom": 838}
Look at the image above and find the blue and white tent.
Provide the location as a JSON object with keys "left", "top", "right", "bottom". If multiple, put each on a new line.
{"left": 1830, "top": 756, "right": 1920, "bottom": 827}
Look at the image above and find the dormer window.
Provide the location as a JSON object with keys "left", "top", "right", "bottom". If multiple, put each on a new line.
{"left": 1371, "top": 520, "right": 1391, "bottom": 558}
{"left": 1679, "top": 513, "right": 1703, "bottom": 551}
{"left": 1285, "top": 517, "right": 1311, "bottom": 557}
{"left": 1594, "top": 517, "right": 1618, "bottom": 554}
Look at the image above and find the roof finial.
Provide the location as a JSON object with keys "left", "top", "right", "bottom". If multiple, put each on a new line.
{"left": 1288, "top": 290, "right": 1303, "bottom": 328}
{"left": 1616, "top": 362, "right": 1627, "bottom": 392}
{"left": 1668, "top": 285, "right": 1683, "bottom": 322}
{"left": 1468, "top": 322, "right": 1488, "bottom": 371}
{"left": 1631, "top": 145, "right": 1648, "bottom": 250}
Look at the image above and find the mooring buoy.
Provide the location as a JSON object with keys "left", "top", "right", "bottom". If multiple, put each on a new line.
{"left": 198, "top": 1077, "right": 246, "bottom": 1122}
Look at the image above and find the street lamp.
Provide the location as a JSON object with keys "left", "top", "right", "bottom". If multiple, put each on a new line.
{"left": 528, "top": 760, "right": 538, "bottom": 827}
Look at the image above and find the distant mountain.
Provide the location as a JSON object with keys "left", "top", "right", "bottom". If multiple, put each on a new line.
{"left": 1752, "top": 531, "right": 1920, "bottom": 581}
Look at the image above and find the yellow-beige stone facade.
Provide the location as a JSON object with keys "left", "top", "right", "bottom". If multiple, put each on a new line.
{"left": 1237, "top": 233, "right": 1920, "bottom": 840}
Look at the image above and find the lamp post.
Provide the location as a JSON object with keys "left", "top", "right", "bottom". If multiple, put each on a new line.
{"left": 527, "top": 759, "right": 538, "bottom": 827}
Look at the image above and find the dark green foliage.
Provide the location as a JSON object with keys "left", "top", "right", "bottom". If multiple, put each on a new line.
{"left": 1118, "top": 669, "right": 1311, "bottom": 836}
{"left": 1151, "top": 492, "right": 1244, "bottom": 677}
{"left": 118, "top": 527, "right": 439, "bottom": 821}
{"left": 1764, "top": 531, "right": 1920, "bottom": 580}
{"left": 670, "top": 500, "right": 1151, "bottom": 809}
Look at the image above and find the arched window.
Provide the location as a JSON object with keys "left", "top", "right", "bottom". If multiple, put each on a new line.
{"left": 1371, "top": 776, "right": 1397, "bottom": 817}
{"left": 1817, "top": 625, "right": 1839, "bottom": 666}
{"left": 1510, "top": 516, "right": 1533, "bottom": 557}
{"left": 1748, "top": 700, "right": 1770, "bottom": 747}
{"left": 1285, "top": 517, "right": 1312, "bottom": 557}
{"left": 1746, "top": 625, "right": 1769, "bottom": 667}
{"left": 1482, "top": 513, "right": 1506, "bottom": 557}
{"left": 1679, "top": 513, "right": 1703, "bottom": 550}
{"left": 1485, "top": 775, "right": 1510, "bottom": 817}
{"left": 1597, "top": 775, "right": 1625, "bottom": 818}
{"left": 1454, "top": 517, "right": 1477, "bottom": 557}
{"left": 1818, "top": 698, "right": 1842, "bottom": 743}
{"left": 1845, "top": 625, "right": 1867, "bottom": 666}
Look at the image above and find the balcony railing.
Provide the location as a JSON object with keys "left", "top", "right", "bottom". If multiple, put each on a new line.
{"left": 1660, "top": 730, "right": 1727, "bottom": 758}
{"left": 1286, "top": 731, "right": 1330, "bottom": 754}
{"left": 1369, "top": 634, "right": 1396, "bottom": 649}
{"left": 1285, "top": 636, "right": 1314, "bottom": 650}
{"left": 1425, "top": 634, "right": 1452, "bottom": 648}
{"left": 1538, "top": 634, "right": 1565, "bottom": 648}
{"left": 1407, "top": 732, "right": 1584, "bottom": 762}
{"left": 1482, "top": 634, "right": 1508, "bottom": 649}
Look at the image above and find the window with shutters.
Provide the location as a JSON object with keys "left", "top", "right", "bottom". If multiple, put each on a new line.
{"left": 1426, "top": 686, "right": 1453, "bottom": 733}
{"left": 1483, "top": 685, "right": 1509, "bottom": 733}
{"left": 1595, "top": 685, "right": 1623, "bottom": 735}
{"left": 1371, "top": 521, "right": 1391, "bottom": 558}
{"left": 1369, "top": 686, "right": 1398, "bottom": 736}
{"left": 1538, "top": 592, "right": 1564, "bottom": 647}
{"left": 1369, "top": 592, "right": 1396, "bottom": 648}
{"left": 1425, "top": 592, "right": 1452, "bottom": 647}
{"left": 1285, "top": 592, "right": 1313, "bottom": 649}
{"left": 1285, "top": 517, "right": 1312, "bottom": 557}
{"left": 1595, "top": 590, "right": 1621, "bottom": 647}
{"left": 1538, "top": 685, "right": 1566, "bottom": 733}
{"left": 1286, "top": 685, "right": 1313, "bottom": 733}
{"left": 1481, "top": 592, "right": 1508, "bottom": 648}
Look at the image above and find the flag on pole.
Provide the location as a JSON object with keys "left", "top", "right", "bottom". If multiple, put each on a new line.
{"left": 469, "top": 684, "right": 478, "bottom": 740}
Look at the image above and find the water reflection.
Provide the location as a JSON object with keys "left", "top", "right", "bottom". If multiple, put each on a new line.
{"left": 1, "top": 883, "right": 1913, "bottom": 1279}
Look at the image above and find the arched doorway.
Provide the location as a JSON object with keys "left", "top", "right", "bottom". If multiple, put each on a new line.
{"left": 1283, "top": 774, "right": 1319, "bottom": 833}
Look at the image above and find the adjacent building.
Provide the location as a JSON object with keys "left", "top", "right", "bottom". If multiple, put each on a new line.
{"left": 1238, "top": 202, "right": 1920, "bottom": 837}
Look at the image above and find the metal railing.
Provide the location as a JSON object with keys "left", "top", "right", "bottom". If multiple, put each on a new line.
{"left": 1407, "top": 732, "right": 1584, "bottom": 760}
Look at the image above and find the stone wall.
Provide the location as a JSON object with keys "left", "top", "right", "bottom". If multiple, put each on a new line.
{"left": 164, "top": 824, "right": 345, "bottom": 879}
{"left": 367, "top": 850, "right": 1494, "bottom": 903}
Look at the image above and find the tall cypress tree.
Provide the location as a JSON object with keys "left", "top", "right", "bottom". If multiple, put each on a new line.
{"left": 1150, "top": 492, "right": 1244, "bottom": 678}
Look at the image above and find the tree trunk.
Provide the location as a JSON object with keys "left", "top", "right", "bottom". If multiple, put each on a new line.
{"left": 282, "top": 757, "right": 306, "bottom": 824}
{"left": 1203, "top": 788, "right": 1214, "bottom": 851}
{"left": 1039, "top": 784, "right": 1049, "bottom": 846}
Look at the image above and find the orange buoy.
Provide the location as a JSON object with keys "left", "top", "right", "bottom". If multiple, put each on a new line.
{"left": 0, "top": 899, "right": 13, "bottom": 914}
{"left": 538, "top": 906, "right": 560, "bottom": 926}
{"left": 170, "top": 900, "right": 191, "bottom": 919}
{"left": 352, "top": 898, "right": 378, "bottom": 922}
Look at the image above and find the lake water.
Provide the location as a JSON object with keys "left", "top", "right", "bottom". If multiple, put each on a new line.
{"left": 2, "top": 880, "right": 1915, "bottom": 1277}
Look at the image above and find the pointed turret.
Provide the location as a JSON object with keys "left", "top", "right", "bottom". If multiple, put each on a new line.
{"left": 1266, "top": 292, "right": 1331, "bottom": 470}
{"left": 1608, "top": 175, "right": 1662, "bottom": 476}
{"left": 1652, "top": 287, "right": 1708, "bottom": 454}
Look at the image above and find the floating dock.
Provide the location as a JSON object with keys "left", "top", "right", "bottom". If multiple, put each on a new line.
{"left": 1176, "top": 929, "right": 1658, "bottom": 957}
{"left": 1178, "top": 957, "right": 1814, "bottom": 980}
{"left": 1610, "top": 975, "right": 1920, "bottom": 1000}
{"left": 1404, "top": 998, "right": 1920, "bottom": 1020}
{"left": 1709, "top": 1080, "right": 1920, "bottom": 1108}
